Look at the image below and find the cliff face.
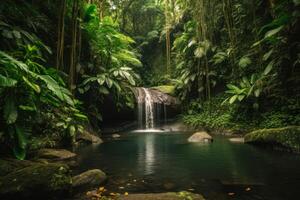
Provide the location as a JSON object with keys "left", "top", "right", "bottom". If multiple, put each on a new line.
{"left": 133, "top": 87, "right": 179, "bottom": 106}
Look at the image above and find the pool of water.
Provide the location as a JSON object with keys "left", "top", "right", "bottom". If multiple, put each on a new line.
{"left": 76, "top": 131, "right": 300, "bottom": 200}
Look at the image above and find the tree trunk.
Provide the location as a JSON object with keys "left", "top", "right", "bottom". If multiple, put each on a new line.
{"left": 56, "top": 0, "right": 66, "bottom": 70}
{"left": 69, "top": 0, "right": 80, "bottom": 91}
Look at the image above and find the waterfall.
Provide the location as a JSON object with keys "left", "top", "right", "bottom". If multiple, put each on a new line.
{"left": 135, "top": 87, "right": 163, "bottom": 129}
{"left": 134, "top": 87, "right": 177, "bottom": 130}
{"left": 143, "top": 88, "right": 154, "bottom": 129}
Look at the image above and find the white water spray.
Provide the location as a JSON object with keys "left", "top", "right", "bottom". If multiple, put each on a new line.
{"left": 143, "top": 88, "right": 154, "bottom": 129}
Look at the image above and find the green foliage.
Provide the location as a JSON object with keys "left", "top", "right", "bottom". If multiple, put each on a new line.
{"left": 151, "top": 85, "right": 176, "bottom": 96}
{"left": 182, "top": 96, "right": 242, "bottom": 131}
{"left": 245, "top": 126, "right": 300, "bottom": 152}
{"left": 0, "top": 46, "right": 85, "bottom": 159}
{"left": 80, "top": 4, "right": 142, "bottom": 117}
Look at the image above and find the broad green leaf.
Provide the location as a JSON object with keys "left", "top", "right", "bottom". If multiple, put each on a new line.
{"left": 97, "top": 76, "right": 106, "bottom": 85}
{"left": 99, "top": 86, "right": 109, "bottom": 94}
{"left": 19, "top": 105, "right": 36, "bottom": 111}
{"left": 238, "top": 57, "right": 252, "bottom": 68}
{"left": 264, "top": 61, "right": 274, "bottom": 75}
{"left": 188, "top": 39, "right": 197, "bottom": 47}
{"left": 254, "top": 89, "right": 261, "bottom": 97}
{"left": 229, "top": 95, "right": 238, "bottom": 104}
{"left": 4, "top": 97, "right": 18, "bottom": 124}
{"left": 13, "top": 30, "right": 21, "bottom": 39}
{"left": 38, "top": 75, "right": 74, "bottom": 106}
{"left": 106, "top": 77, "right": 113, "bottom": 88}
{"left": 238, "top": 95, "right": 245, "bottom": 101}
{"left": 227, "top": 84, "right": 241, "bottom": 93}
{"left": 194, "top": 46, "right": 205, "bottom": 58}
{"left": 74, "top": 113, "right": 88, "bottom": 120}
{"left": 0, "top": 74, "right": 17, "bottom": 87}
{"left": 250, "top": 74, "right": 256, "bottom": 84}
{"left": 13, "top": 125, "right": 27, "bottom": 160}
{"left": 22, "top": 76, "right": 41, "bottom": 93}
{"left": 263, "top": 49, "right": 274, "bottom": 61}
{"left": 69, "top": 125, "right": 76, "bottom": 137}
{"left": 264, "top": 26, "right": 284, "bottom": 39}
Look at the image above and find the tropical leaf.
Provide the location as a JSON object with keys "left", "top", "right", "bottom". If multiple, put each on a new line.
{"left": 264, "top": 61, "right": 274, "bottom": 75}
{"left": 13, "top": 125, "right": 27, "bottom": 160}
{"left": 264, "top": 26, "right": 284, "bottom": 39}
{"left": 4, "top": 97, "right": 18, "bottom": 124}
{"left": 229, "top": 95, "right": 238, "bottom": 104}
{"left": 22, "top": 76, "right": 40, "bottom": 93}
{"left": 238, "top": 57, "right": 252, "bottom": 68}
{"left": 0, "top": 74, "right": 17, "bottom": 87}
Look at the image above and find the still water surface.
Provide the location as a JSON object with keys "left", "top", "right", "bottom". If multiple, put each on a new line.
{"left": 76, "top": 131, "right": 300, "bottom": 200}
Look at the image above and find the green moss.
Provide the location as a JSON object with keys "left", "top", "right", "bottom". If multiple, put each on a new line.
{"left": 245, "top": 126, "right": 300, "bottom": 152}
{"left": 0, "top": 163, "right": 72, "bottom": 198}
{"left": 152, "top": 85, "right": 176, "bottom": 96}
{"left": 50, "top": 166, "right": 72, "bottom": 190}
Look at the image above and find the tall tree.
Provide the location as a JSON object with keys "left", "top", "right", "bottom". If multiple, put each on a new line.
{"left": 56, "top": 0, "right": 67, "bottom": 70}
{"left": 69, "top": 0, "right": 80, "bottom": 90}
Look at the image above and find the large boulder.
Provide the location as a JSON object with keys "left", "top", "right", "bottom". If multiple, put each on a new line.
{"left": 76, "top": 131, "right": 103, "bottom": 145}
{"left": 72, "top": 169, "right": 107, "bottom": 191}
{"left": 188, "top": 132, "right": 213, "bottom": 143}
{"left": 245, "top": 126, "right": 300, "bottom": 152}
{"left": 118, "top": 192, "right": 205, "bottom": 200}
{"left": 0, "top": 163, "right": 72, "bottom": 199}
{"left": 36, "top": 148, "right": 76, "bottom": 161}
{"left": 0, "top": 159, "right": 35, "bottom": 176}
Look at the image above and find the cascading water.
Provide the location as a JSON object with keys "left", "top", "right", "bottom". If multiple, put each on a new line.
{"left": 143, "top": 88, "right": 155, "bottom": 129}
{"left": 135, "top": 87, "right": 171, "bottom": 130}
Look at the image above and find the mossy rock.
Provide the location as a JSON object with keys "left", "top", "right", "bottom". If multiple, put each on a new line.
{"left": 72, "top": 169, "right": 107, "bottom": 191}
{"left": 0, "top": 163, "right": 72, "bottom": 199}
{"left": 152, "top": 85, "right": 176, "bottom": 96}
{"left": 244, "top": 126, "right": 300, "bottom": 152}
{"left": 0, "top": 159, "right": 35, "bottom": 176}
{"left": 36, "top": 148, "right": 77, "bottom": 161}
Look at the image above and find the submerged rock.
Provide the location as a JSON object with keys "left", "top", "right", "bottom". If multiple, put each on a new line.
{"left": 163, "top": 182, "right": 176, "bottom": 190}
{"left": 188, "top": 132, "right": 213, "bottom": 143}
{"left": 72, "top": 169, "right": 107, "bottom": 191}
{"left": 245, "top": 126, "right": 300, "bottom": 152}
{"left": 36, "top": 148, "right": 76, "bottom": 161}
{"left": 112, "top": 134, "right": 121, "bottom": 138}
{"left": 76, "top": 130, "right": 103, "bottom": 145}
{"left": 229, "top": 137, "right": 245, "bottom": 143}
{"left": 118, "top": 192, "right": 205, "bottom": 200}
{"left": 0, "top": 163, "right": 72, "bottom": 199}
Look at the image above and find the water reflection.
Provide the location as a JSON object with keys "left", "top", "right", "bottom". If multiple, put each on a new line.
{"left": 76, "top": 133, "right": 300, "bottom": 200}
{"left": 138, "top": 134, "right": 156, "bottom": 175}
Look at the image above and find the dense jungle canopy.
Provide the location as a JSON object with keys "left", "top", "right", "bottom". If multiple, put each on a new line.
{"left": 0, "top": 0, "right": 300, "bottom": 199}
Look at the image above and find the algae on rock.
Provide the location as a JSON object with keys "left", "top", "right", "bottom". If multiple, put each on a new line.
{"left": 245, "top": 126, "right": 300, "bottom": 152}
